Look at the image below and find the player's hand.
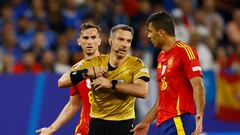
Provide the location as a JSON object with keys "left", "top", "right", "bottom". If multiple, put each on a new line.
{"left": 191, "top": 115, "right": 203, "bottom": 135}
{"left": 130, "top": 122, "right": 150, "bottom": 135}
{"left": 35, "top": 127, "right": 55, "bottom": 135}
{"left": 87, "top": 67, "right": 107, "bottom": 79}
{"left": 92, "top": 77, "right": 112, "bottom": 91}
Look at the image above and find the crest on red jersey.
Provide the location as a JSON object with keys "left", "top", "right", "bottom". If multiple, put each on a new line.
{"left": 167, "top": 56, "right": 174, "bottom": 72}
{"left": 158, "top": 63, "right": 162, "bottom": 68}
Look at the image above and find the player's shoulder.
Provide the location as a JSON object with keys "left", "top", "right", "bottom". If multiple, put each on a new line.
{"left": 175, "top": 41, "right": 194, "bottom": 50}
{"left": 174, "top": 41, "right": 197, "bottom": 59}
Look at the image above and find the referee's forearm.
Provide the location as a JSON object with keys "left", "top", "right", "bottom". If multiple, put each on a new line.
{"left": 115, "top": 83, "right": 148, "bottom": 98}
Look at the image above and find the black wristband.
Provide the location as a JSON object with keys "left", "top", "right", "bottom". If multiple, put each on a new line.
{"left": 70, "top": 70, "right": 84, "bottom": 85}
{"left": 111, "top": 80, "right": 118, "bottom": 89}
{"left": 82, "top": 68, "right": 88, "bottom": 78}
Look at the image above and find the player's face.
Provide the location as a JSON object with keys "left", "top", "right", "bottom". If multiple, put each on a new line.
{"left": 110, "top": 29, "right": 133, "bottom": 58}
{"left": 147, "top": 23, "right": 162, "bottom": 48}
{"left": 78, "top": 28, "right": 101, "bottom": 56}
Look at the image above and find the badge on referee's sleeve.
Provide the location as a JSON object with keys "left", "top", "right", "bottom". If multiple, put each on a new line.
{"left": 140, "top": 68, "right": 149, "bottom": 73}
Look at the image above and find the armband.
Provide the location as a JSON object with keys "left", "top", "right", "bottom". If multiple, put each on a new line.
{"left": 111, "top": 80, "right": 118, "bottom": 89}
{"left": 82, "top": 68, "right": 89, "bottom": 78}
{"left": 70, "top": 69, "right": 87, "bottom": 85}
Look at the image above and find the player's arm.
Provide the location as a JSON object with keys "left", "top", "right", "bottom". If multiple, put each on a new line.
{"left": 58, "top": 70, "right": 72, "bottom": 88}
{"left": 180, "top": 45, "right": 206, "bottom": 116}
{"left": 190, "top": 76, "right": 205, "bottom": 118}
{"left": 138, "top": 97, "right": 158, "bottom": 123}
{"left": 180, "top": 45, "right": 206, "bottom": 134}
{"left": 58, "top": 67, "right": 107, "bottom": 88}
{"left": 36, "top": 95, "right": 81, "bottom": 134}
{"left": 58, "top": 60, "right": 85, "bottom": 88}
{"left": 180, "top": 43, "right": 205, "bottom": 135}
{"left": 190, "top": 76, "right": 206, "bottom": 135}
{"left": 130, "top": 98, "right": 159, "bottom": 134}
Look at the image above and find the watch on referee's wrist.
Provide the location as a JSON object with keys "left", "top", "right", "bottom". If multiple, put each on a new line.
{"left": 111, "top": 80, "right": 118, "bottom": 89}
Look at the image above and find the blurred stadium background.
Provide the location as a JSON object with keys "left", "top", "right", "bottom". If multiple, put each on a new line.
{"left": 0, "top": 0, "right": 240, "bottom": 134}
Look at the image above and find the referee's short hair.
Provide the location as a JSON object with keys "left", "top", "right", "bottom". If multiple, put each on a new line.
{"left": 110, "top": 24, "right": 134, "bottom": 37}
{"left": 146, "top": 11, "right": 175, "bottom": 37}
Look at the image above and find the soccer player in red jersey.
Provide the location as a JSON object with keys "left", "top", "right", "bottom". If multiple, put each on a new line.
{"left": 69, "top": 79, "right": 92, "bottom": 135}
{"left": 36, "top": 23, "right": 102, "bottom": 135}
{"left": 132, "top": 11, "right": 206, "bottom": 135}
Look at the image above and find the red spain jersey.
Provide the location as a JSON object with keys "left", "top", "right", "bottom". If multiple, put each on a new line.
{"left": 156, "top": 41, "right": 203, "bottom": 126}
{"left": 70, "top": 79, "right": 92, "bottom": 135}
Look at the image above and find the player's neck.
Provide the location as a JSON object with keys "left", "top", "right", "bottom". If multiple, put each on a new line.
{"left": 84, "top": 51, "right": 100, "bottom": 59}
{"left": 109, "top": 53, "right": 126, "bottom": 67}
{"left": 161, "top": 37, "right": 177, "bottom": 52}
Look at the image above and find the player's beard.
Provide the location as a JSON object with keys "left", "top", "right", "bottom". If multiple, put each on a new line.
{"left": 155, "top": 38, "right": 163, "bottom": 48}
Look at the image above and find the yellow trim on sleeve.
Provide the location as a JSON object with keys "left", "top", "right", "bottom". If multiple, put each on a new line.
{"left": 177, "top": 42, "right": 195, "bottom": 60}
{"left": 180, "top": 42, "right": 195, "bottom": 59}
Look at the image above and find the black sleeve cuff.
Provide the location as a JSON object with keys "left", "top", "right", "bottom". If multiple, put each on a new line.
{"left": 70, "top": 70, "right": 85, "bottom": 85}
{"left": 138, "top": 76, "right": 150, "bottom": 82}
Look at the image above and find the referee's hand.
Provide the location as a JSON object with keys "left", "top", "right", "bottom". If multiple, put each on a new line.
{"left": 87, "top": 67, "right": 107, "bottom": 79}
{"left": 91, "top": 77, "right": 112, "bottom": 91}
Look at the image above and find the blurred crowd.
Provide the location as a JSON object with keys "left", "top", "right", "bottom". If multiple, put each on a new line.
{"left": 0, "top": 0, "right": 240, "bottom": 74}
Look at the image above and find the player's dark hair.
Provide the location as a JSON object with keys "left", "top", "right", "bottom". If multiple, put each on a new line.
{"left": 79, "top": 23, "right": 101, "bottom": 36}
{"left": 110, "top": 24, "right": 134, "bottom": 37}
{"left": 146, "top": 11, "right": 175, "bottom": 36}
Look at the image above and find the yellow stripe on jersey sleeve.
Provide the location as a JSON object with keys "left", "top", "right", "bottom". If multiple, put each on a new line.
{"left": 179, "top": 42, "right": 195, "bottom": 59}
{"left": 182, "top": 42, "right": 195, "bottom": 59}
{"left": 177, "top": 42, "right": 195, "bottom": 60}
{"left": 177, "top": 44, "right": 192, "bottom": 60}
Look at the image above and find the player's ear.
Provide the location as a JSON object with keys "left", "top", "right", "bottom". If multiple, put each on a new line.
{"left": 109, "top": 39, "right": 112, "bottom": 46}
{"left": 77, "top": 32, "right": 82, "bottom": 44}
{"left": 159, "top": 29, "right": 166, "bottom": 37}
{"left": 77, "top": 37, "right": 81, "bottom": 46}
{"left": 97, "top": 37, "right": 101, "bottom": 46}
